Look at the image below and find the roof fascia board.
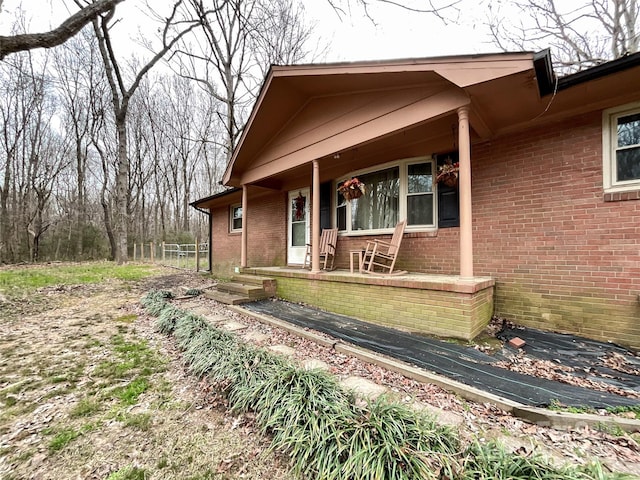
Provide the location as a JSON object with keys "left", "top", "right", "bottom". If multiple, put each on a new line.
{"left": 268, "top": 52, "right": 534, "bottom": 77}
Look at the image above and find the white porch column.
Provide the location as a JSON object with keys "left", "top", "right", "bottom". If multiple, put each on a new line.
{"left": 458, "top": 106, "right": 474, "bottom": 278}
{"left": 311, "top": 159, "right": 321, "bottom": 273}
{"left": 241, "top": 184, "right": 248, "bottom": 268}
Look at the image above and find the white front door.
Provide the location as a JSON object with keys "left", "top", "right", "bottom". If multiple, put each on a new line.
{"left": 287, "top": 188, "right": 310, "bottom": 265}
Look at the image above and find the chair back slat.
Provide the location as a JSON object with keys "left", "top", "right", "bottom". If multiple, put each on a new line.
{"left": 387, "top": 220, "right": 406, "bottom": 255}
{"left": 325, "top": 228, "right": 338, "bottom": 255}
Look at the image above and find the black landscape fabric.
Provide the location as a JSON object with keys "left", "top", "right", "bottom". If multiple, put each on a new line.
{"left": 244, "top": 300, "right": 639, "bottom": 409}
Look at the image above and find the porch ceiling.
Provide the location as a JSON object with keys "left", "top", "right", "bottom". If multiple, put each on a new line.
{"left": 224, "top": 53, "right": 545, "bottom": 188}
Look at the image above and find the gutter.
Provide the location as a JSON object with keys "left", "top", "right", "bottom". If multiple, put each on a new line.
{"left": 557, "top": 51, "right": 640, "bottom": 91}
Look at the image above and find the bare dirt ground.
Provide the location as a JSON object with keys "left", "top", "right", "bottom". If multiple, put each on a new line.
{"left": 0, "top": 269, "right": 293, "bottom": 480}
{"left": 1, "top": 267, "right": 640, "bottom": 479}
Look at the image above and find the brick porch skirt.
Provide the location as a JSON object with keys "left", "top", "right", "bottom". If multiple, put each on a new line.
{"left": 242, "top": 267, "right": 495, "bottom": 340}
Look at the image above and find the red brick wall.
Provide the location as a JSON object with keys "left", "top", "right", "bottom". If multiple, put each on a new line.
{"left": 210, "top": 191, "right": 288, "bottom": 275}
{"left": 210, "top": 205, "right": 241, "bottom": 275}
{"left": 246, "top": 192, "right": 287, "bottom": 267}
{"left": 471, "top": 111, "right": 640, "bottom": 347}
{"left": 333, "top": 230, "right": 461, "bottom": 273}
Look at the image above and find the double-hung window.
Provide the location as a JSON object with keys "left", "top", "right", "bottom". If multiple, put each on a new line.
{"left": 336, "top": 157, "right": 435, "bottom": 234}
{"left": 230, "top": 204, "right": 242, "bottom": 232}
{"left": 603, "top": 102, "right": 640, "bottom": 193}
{"left": 407, "top": 163, "right": 434, "bottom": 225}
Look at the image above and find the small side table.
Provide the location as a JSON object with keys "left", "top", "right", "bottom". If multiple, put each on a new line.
{"left": 349, "top": 249, "right": 363, "bottom": 273}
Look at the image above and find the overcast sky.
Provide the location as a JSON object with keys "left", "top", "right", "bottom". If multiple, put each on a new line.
{"left": 0, "top": 0, "right": 497, "bottom": 62}
{"left": 304, "top": 1, "right": 496, "bottom": 61}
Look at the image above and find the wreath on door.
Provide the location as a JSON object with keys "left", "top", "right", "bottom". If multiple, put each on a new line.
{"left": 294, "top": 192, "right": 306, "bottom": 221}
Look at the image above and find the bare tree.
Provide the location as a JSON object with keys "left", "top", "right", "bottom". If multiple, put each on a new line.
{"left": 87, "top": 0, "right": 200, "bottom": 263}
{"left": 0, "top": 0, "right": 126, "bottom": 59}
{"left": 175, "top": 0, "right": 257, "bottom": 163}
{"left": 249, "top": 0, "right": 321, "bottom": 80}
{"left": 0, "top": 51, "right": 46, "bottom": 262}
{"left": 27, "top": 126, "right": 71, "bottom": 262}
{"left": 52, "top": 29, "right": 106, "bottom": 258}
{"left": 175, "top": 0, "right": 322, "bottom": 165}
{"left": 326, "top": 0, "right": 459, "bottom": 21}
{"left": 486, "top": 0, "right": 639, "bottom": 72}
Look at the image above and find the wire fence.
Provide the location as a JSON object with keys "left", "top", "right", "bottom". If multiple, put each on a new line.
{"left": 131, "top": 240, "right": 209, "bottom": 272}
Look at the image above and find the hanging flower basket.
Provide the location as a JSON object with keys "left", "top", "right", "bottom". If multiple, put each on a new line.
{"left": 338, "top": 177, "right": 366, "bottom": 201}
{"left": 439, "top": 172, "right": 459, "bottom": 187}
{"left": 436, "top": 161, "right": 459, "bottom": 188}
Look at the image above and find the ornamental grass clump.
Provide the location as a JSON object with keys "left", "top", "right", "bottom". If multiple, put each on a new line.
{"left": 184, "top": 288, "right": 203, "bottom": 296}
{"left": 183, "top": 327, "right": 237, "bottom": 378}
{"left": 156, "top": 305, "right": 185, "bottom": 334}
{"left": 173, "top": 313, "right": 211, "bottom": 351}
{"left": 140, "top": 290, "right": 173, "bottom": 316}
{"left": 458, "top": 440, "right": 632, "bottom": 480}
{"left": 335, "top": 398, "right": 459, "bottom": 480}
{"left": 210, "top": 343, "right": 287, "bottom": 393}
{"left": 229, "top": 364, "right": 357, "bottom": 478}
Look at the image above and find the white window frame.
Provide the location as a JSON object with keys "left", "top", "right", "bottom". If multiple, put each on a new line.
{"left": 229, "top": 204, "right": 242, "bottom": 233}
{"left": 335, "top": 156, "right": 437, "bottom": 235}
{"left": 602, "top": 101, "right": 640, "bottom": 193}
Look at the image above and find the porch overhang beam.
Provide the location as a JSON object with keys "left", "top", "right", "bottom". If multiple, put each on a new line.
{"left": 253, "top": 178, "right": 283, "bottom": 190}
{"left": 237, "top": 89, "right": 471, "bottom": 186}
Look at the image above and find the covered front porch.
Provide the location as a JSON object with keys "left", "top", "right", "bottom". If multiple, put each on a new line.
{"left": 241, "top": 266, "right": 495, "bottom": 340}
{"left": 194, "top": 53, "right": 557, "bottom": 341}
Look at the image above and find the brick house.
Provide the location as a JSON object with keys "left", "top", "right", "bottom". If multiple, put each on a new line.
{"left": 192, "top": 51, "right": 640, "bottom": 349}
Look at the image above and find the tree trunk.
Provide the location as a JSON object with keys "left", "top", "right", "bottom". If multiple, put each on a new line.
{"left": 113, "top": 110, "right": 129, "bottom": 263}
{"left": 75, "top": 137, "right": 86, "bottom": 259}
{"left": 0, "top": 156, "right": 11, "bottom": 263}
{"left": 102, "top": 198, "right": 116, "bottom": 261}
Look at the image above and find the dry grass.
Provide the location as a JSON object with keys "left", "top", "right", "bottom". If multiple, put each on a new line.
{"left": 0, "top": 265, "right": 294, "bottom": 480}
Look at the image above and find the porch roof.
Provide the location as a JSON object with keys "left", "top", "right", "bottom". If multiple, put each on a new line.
{"left": 222, "top": 51, "right": 552, "bottom": 189}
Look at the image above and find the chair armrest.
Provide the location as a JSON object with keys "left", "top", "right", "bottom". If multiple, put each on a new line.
{"left": 372, "top": 239, "right": 392, "bottom": 247}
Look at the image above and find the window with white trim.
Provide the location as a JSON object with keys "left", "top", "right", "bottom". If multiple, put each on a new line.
{"left": 230, "top": 204, "right": 242, "bottom": 232}
{"left": 603, "top": 102, "right": 640, "bottom": 192}
{"left": 336, "top": 157, "right": 435, "bottom": 234}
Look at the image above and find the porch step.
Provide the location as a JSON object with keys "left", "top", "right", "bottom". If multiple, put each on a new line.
{"left": 231, "top": 274, "right": 277, "bottom": 296}
{"left": 203, "top": 289, "right": 251, "bottom": 305}
{"left": 204, "top": 275, "right": 277, "bottom": 305}
{"left": 217, "top": 282, "right": 268, "bottom": 300}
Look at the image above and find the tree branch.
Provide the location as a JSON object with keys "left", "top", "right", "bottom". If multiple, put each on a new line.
{"left": 0, "top": 0, "right": 126, "bottom": 60}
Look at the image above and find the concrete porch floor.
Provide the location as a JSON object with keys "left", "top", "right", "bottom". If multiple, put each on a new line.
{"left": 245, "top": 266, "right": 495, "bottom": 293}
